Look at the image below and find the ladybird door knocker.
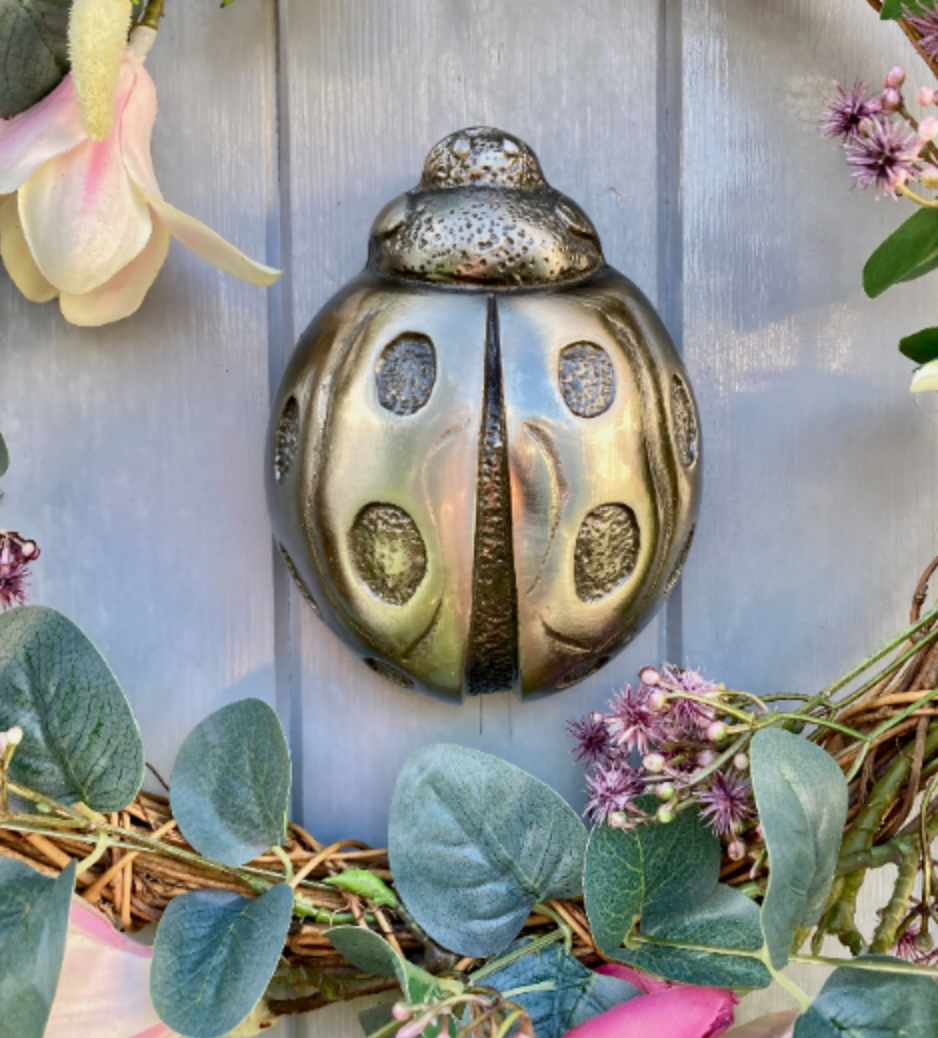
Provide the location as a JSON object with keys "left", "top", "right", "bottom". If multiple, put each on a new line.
{"left": 267, "top": 127, "right": 701, "bottom": 703}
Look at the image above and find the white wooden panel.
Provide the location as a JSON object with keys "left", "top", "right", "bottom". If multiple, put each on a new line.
{"left": 681, "top": 0, "right": 936, "bottom": 1021}
{"left": 279, "top": 0, "right": 667, "bottom": 860}
{"left": 0, "top": 3, "right": 286, "bottom": 1030}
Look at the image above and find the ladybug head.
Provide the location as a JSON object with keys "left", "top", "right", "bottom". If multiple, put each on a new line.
{"left": 367, "top": 126, "right": 604, "bottom": 288}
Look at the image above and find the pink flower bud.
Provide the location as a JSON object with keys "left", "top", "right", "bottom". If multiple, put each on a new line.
{"left": 697, "top": 749, "right": 717, "bottom": 768}
{"left": 643, "top": 753, "right": 666, "bottom": 774}
{"left": 706, "top": 721, "right": 728, "bottom": 743}
{"left": 733, "top": 752, "right": 750, "bottom": 772}
{"left": 920, "top": 86, "right": 936, "bottom": 107}
{"left": 656, "top": 782, "right": 676, "bottom": 801}
{"left": 727, "top": 839, "right": 747, "bottom": 861}
{"left": 884, "top": 65, "right": 906, "bottom": 90}
{"left": 920, "top": 116, "right": 938, "bottom": 142}
{"left": 656, "top": 804, "right": 675, "bottom": 824}
{"left": 755, "top": 824, "right": 765, "bottom": 841}
{"left": 7, "top": 726, "right": 23, "bottom": 747}
{"left": 392, "top": 1003, "right": 414, "bottom": 1022}
{"left": 639, "top": 666, "right": 661, "bottom": 686}
{"left": 19, "top": 541, "right": 37, "bottom": 560}
{"left": 0, "top": 734, "right": 6, "bottom": 757}
{"left": 608, "top": 811, "right": 628, "bottom": 829}
{"left": 399, "top": 1018, "right": 434, "bottom": 1038}
{"left": 883, "top": 87, "right": 902, "bottom": 110}
{"left": 922, "top": 164, "right": 938, "bottom": 188}
{"left": 647, "top": 690, "right": 667, "bottom": 712}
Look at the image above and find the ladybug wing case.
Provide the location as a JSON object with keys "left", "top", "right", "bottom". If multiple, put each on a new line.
{"left": 268, "top": 128, "right": 701, "bottom": 703}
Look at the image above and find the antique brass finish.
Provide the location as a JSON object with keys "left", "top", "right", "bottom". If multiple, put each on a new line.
{"left": 267, "top": 127, "right": 701, "bottom": 702}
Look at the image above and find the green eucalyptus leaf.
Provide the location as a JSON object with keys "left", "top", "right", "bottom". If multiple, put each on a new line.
{"left": 899, "top": 326, "right": 938, "bottom": 365}
{"left": 484, "top": 940, "right": 640, "bottom": 1038}
{"left": 326, "top": 925, "right": 402, "bottom": 979}
{"left": 325, "top": 925, "right": 437, "bottom": 999}
{"left": 583, "top": 806, "right": 720, "bottom": 956}
{"left": 389, "top": 744, "right": 588, "bottom": 958}
{"left": 150, "top": 884, "right": 294, "bottom": 1038}
{"left": 0, "top": 426, "right": 9, "bottom": 477}
{"left": 0, "top": 859, "right": 75, "bottom": 1038}
{"left": 0, "top": 0, "right": 72, "bottom": 118}
{"left": 0, "top": 605, "right": 144, "bottom": 811}
{"left": 327, "top": 927, "right": 455, "bottom": 1038}
{"left": 170, "top": 698, "right": 290, "bottom": 866}
{"left": 863, "top": 208, "right": 938, "bottom": 298}
{"left": 615, "top": 884, "right": 770, "bottom": 989}
{"left": 881, "top": 0, "right": 931, "bottom": 18}
{"left": 359, "top": 1000, "right": 397, "bottom": 1038}
{"left": 793, "top": 956, "right": 938, "bottom": 1038}
{"left": 751, "top": 727, "right": 848, "bottom": 971}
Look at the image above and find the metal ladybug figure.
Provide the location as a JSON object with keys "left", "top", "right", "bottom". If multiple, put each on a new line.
{"left": 267, "top": 127, "right": 701, "bottom": 702}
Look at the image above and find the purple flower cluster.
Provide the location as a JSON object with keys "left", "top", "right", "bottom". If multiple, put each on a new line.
{"left": 0, "top": 532, "right": 39, "bottom": 610}
{"left": 568, "top": 664, "right": 756, "bottom": 850}
{"left": 820, "top": 69, "right": 938, "bottom": 198}
{"left": 907, "top": 3, "right": 938, "bottom": 68}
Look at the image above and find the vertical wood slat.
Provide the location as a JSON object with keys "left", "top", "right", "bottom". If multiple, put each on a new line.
{"left": 681, "top": 0, "right": 937, "bottom": 1020}
{"left": 0, "top": 1, "right": 289, "bottom": 1032}
{"left": 278, "top": 0, "right": 666, "bottom": 862}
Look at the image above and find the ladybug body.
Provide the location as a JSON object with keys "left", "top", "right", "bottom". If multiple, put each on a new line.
{"left": 268, "top": 128, "right": 701, "bottom": 702}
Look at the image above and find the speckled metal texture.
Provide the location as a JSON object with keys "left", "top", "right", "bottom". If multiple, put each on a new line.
{"left": 267, "top": 127, "right": 702, "bottom": 701}
{"left": 367, "top": 128, "right": 605, "bottom": 287}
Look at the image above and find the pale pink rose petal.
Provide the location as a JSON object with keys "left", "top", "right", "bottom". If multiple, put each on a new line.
{"left": 565, "top": 985, "right": 737, "bottom": 1038}
{"left": 19, "top": 61, "right": 151, "bottom": 294}
{"left": 61, "top": 210, "right": 170, "bottom": 325}
{"left": 0, "top": 193, "right": 58, "bottom": 302}
{"left": 117, "top": 55, "right": 279, "bottom": 288}
{"left": 45, "top": 898, "right": 177, "bottom": 1038}
{"left": 117, "top": 55, "right": 161, "bottom": 200}
{"left": 137, "top": 189, "right": 280, "bottom": 287}
{"left": 0, "top": 74, "right": 88, "bottom": 194}
{"left": 596, "top": 961, "right": 674, "bottom": 995}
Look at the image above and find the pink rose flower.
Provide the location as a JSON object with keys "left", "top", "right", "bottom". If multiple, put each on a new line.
{"left": 0, "top": 28, "right": 278, "bottom": 326}
{"left": 564, "top": 964, "right": 737, "bottom": 1038}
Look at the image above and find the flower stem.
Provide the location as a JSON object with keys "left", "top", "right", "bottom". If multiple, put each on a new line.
{"left": 899, "top": 183, "right": 938, "bottom": 207}
{"left": 140, "top": 0, "right": 166, "bottom": 31}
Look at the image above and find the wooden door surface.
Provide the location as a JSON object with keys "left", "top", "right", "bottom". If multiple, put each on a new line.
{"left": 1, "top": 0, "right": 932, "bottom": 1032}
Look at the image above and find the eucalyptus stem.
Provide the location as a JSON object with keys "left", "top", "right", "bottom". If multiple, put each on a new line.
{"left": 74, "top": 830, "right": 111, "bottom": 877}
{"left": 631, "top": 932, "right": 938, "bottom": 978}
{"left": 870, "top": 842, "right": 920, "bottom": 953}
{"left": 767, "top": 964, "right": 810, "bottom": 1013}
{"left": 469, "top": 930, "right": 565, "bottom": 983}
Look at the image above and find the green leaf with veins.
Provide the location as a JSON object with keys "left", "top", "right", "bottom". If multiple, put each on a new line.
{"left": 863, "top": 208, "right": 938, "bottom": 298}
{"left": 170, "top": 698, "right": 291, "bottom": 867}
{"left": 751, "top": 728, "right": 847, "bottom": 971}
{"left": 584, "top": 802, "right": 719, "bottom": 956}
{"left": 326, "top": 927, "right": 456, "bottom": 1038}
{"left": 484, "top": 940, "right": 640, "bottom": 1038}
{"left": 0, "top": 605, "right": 144, "bottom": 812}
{"left": 793, "top": 956, "right": 938, "bottom": 1037}
{"left": 880, "top": 0, "right": 932, "bottom": 18}
{"left": 0, "top": 0, "right": 72, "bottom": 118}
{"left": 584, "top": 804, "right": 769, "bottom": 988}
{"left": 151, "top": 885, "right": 294, "bottom": 1038}
{"left": 614, "top": 884, "right": 770, "bottom": 988}
{"left": 389, "top": 744, "right": 588, "bottom": 958}
{"left": 0, "top": 860, "right": 75, "bottom": 1038}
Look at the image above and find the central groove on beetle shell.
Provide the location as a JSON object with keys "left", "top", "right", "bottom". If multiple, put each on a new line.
{"left": 464, "top": 294, "right": 520, "bottom": 695}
